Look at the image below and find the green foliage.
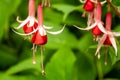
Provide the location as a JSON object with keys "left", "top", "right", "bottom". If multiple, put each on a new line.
{"left": 46, "top": 48, "right": 76, "bottom": 80}
{"left": 0, "top": 0, "right": 120, "bottom": 80}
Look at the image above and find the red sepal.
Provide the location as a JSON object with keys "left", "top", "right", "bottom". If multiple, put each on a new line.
{"left": 92, "top": 25, "right": 102, "bottom": 35}
{"left": 84, "top": 0, "right": 94, "bottom": 12}
{"left": 31, "top": 31, "right": 47, "bottom": 45}
{"left": 23, "top": 21, "right": 38, "bottom": 34}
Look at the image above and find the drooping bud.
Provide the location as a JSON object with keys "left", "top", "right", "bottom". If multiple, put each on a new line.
{"left": 31, "top": 5, "right": 47, "bottom": 45}
{"left": 105, "top": 12, "right": 112, "bottom": 31}
{"left": 104, "top": 12, "right": 112, "bottom": 45}
{"left": 23, "top": 21, "right": 38, "bottom": 34}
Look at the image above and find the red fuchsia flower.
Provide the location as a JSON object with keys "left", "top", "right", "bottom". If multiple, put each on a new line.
{"left": 14, "top": 0, "right": 38, "bottom": 35}
{"left": 74, "top": 1, "right": 107, "bottom": 40}
{"left": 31, "top": 5, "right": 65, "bottom": 45}
{"left": 95, "top": 12, "right": 120, "bottom": 59}
{"left": 31, "top": 5, "right": 65, "bottom": 75}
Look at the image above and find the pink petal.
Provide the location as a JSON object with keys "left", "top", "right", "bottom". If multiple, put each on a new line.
{"left": 113, "top": 32, "right": 120, "bottom": 36}
{"left": 98, "top": 22, "right": 107, "bottom": 34}
{"left": 109, "top": 35, "right": 117, "bottom": 56}
{"left": 95, "top": 34, "right": 107, "bottom": 56}
{"left": 74, "top": 22, "right": 97, "bottom": 30}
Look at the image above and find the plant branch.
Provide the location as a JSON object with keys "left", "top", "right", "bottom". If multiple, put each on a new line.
{"left": 106, "top": 0, "right": 120, "bottom": 18}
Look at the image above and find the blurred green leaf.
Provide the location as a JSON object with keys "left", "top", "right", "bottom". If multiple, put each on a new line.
{"left": 77, "top": 33, "right": 94, "bottom": 52}
{"left": 45, "top": 24, "right": 78, "bottom": 49}
{"left": 6, "top": 57, "right": 41, "bottom": 75}
{"left": 0, "top": 73, "right": 40, "bottom": 80}
{"left": 45, "top": 47, "right": 76, "bottom": 80}
{"left": 0, "top": 0, "right": 21, "bottom": 40}
{"left": 52, "top": 4, "right": 83, "bottom": 21}
{"left": 73, "top": 52, "right": 96, "bottom": 80}
{"left": 0, "top": 47, "right": 16, "bottom": 68}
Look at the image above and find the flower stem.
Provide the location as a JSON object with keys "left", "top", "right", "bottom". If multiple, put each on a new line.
{"left": 106, "top": 0, "right": 120, "bottom": 18}
{"left": 40, "top": 45, "right": 45, "bottom": 75}
{"left": 32, "top": 44, "right": 37, "bottom": 64}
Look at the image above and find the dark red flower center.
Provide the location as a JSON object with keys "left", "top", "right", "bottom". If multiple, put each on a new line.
{"left": 23, "top": 21, "right": 38, "bottom": 34}
{"left": 92, "top": 25, "right": 102, "bottom": 35}
{"left": 31, "top": 30, "right": 47, "bottom": 45}
{"left": 104, "top": 36, "right": 111, "bottom": 45}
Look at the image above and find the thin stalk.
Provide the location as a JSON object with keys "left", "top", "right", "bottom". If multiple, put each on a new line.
{"left": 32, "top": 44, "right": 37, "bottom": 64}
{"left": 106, "top": 0, "right": 120, "bottom": 18}
{"left": 40, "top": 45, "right": 45, "bottom": 75}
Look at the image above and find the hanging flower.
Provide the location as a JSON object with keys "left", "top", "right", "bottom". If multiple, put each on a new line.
{"left": 95, "top": 12, "right": 120, "bottom": 59}
{"left": 15, "top": 0, "right": 38, "bottom": 34}
{"left": 31, "top": 5, "right": 65, "bottom": 75}
{"left": 74, "top": 1, "right": 107, "bottom": 40}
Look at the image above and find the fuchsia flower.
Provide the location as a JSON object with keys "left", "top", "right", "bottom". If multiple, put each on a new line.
{"left": 31, "top": 5, "right": 65, "bottom": 75}
{"left": 16, "top": 0, "right": 38, "bottom": 34}
{"left": 31, "top": 5, "right": 47, "bottom": 45}
{"left": 95, "top": 12, "right": 120, "bottom": 58}
{"left": 74, "top": 1, "right": 107, "bottom": 39}
{"left": 31, "top": 5, "right": 65, "bottom": 45}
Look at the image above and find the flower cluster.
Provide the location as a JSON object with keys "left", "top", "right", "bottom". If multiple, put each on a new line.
{"left": 75, "top": 0, "right": 120, "bottom": 63}
{"left": 13, "top": 0, "right": 65, "bottom": 75}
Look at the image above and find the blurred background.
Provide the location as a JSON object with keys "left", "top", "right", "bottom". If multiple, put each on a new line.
{"left": 1, "top": 0, "right": 120, "bottom": 80}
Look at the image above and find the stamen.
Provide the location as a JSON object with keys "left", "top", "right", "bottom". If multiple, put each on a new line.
{"left": 104, "top": 46, "right": 108, "bottom": 65}
{"left": 98, "top": 51, "right": 100, "bottom": 59}
{"left": 32, "top": 44, "right": 37, "bottom": 64}
{"left": 82, "top": 11, "right": 86, "bottom": 17}
{"left": 40, "top": 45, "right": 45, "bottom": 75}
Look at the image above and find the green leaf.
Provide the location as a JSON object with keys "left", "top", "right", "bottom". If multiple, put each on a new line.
{"left": 6, "top": 57, "right": 41, "bottom": 75}
{"left": 0, "top": 0, "right": 21, "bottom": 40}
{"left": 52, "top": 4, "right": 83, "bottom": 21}
{"left": 73, "top": 52, "right": 96, "bottom": 80}
{"left": 0, "top": 73, "right": 40, "bottom": 80}
{"left": 45, "top": 24, "right": 78, "bottom": 49}
{"left": 45, "top": 47, "right": 76, "bottom": 80}
{"left": 77, "top": 33, "right": 94, "bottom": 52}
{"left": 112, "top": 0, "right": 120, "bottom": 7}
{"left": 0, "top": 47, "right": 16, "bottom": 68}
